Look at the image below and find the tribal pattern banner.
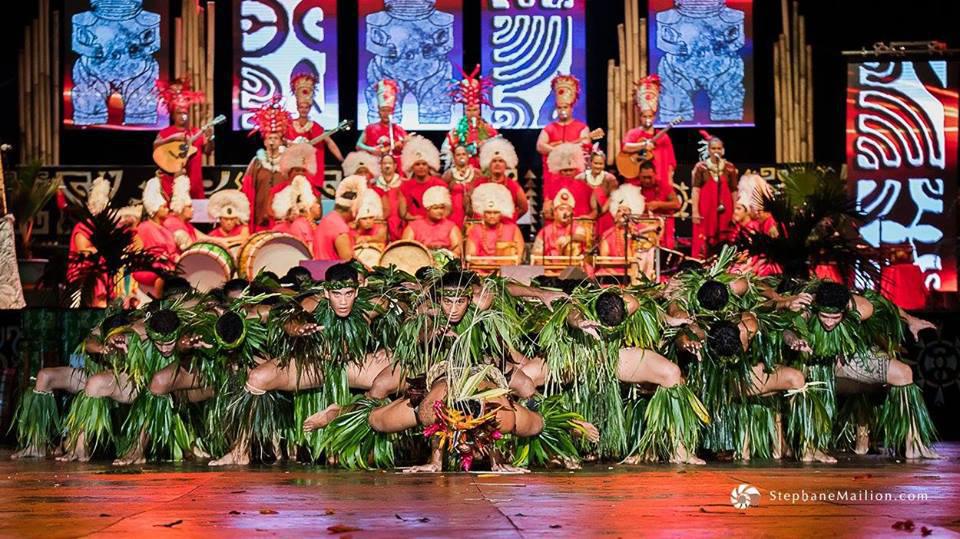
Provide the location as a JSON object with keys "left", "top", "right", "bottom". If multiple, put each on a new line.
{"left": 846, "top": 60, "right": 959, "bottom": 291}
{"left": 63, "top": 0, "right": 170, "bottom": 130}
{"left": 233, "top": 0, "right": 339, "bottom": 130}
{"left": 648, "top": 0, "right": 754, "bottom": 127}
{"left": 356, "top": 0, "right": 463, "bottom": 130}
{"left": 481, "top": 0, "right": 587, "bottom": 129}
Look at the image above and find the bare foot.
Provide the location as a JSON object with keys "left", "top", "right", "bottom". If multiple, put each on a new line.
{"left": 560, "top": 456, "right": 581, "bottom": 470}
{"left": 854, "top": 425, "right": 870, "bottom": 455}
{"left": 401, "top": 462, "right": 441, "bottom": 473}
{"left": 801, "top": 447, "right": 837, "bottom": 464}
{"left": 621, "top": 455, "right": 644, "bottom": 465}
{"left": 905, "top": 443, "right": 940, "bottom": 460}
{"left": 191, "top": 445, "right": 210, "bottom": 460}
{"left": 209, "top": 446, "right": 250, "bottom": 466}
{"left": 571, "top": 420, "right": 600, "bottom": 444}
{"left": 670, "top": 445, "right": 706, "bottom": 465}
{"left": 11, "top": 445, "right": 45, "bottom": 460}
{"left": 112, "top": 449, "right": 146, "bottom": 466}
{"left": 303, "top": 404, "right": 342, "bottom": 433}
{"left": 491, "top": 462, "right": 530, "bottom": 473}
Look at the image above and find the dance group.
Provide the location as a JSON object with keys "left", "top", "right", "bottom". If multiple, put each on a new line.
{"left": 10, "top": 68, "right": 941, "bottom": 472}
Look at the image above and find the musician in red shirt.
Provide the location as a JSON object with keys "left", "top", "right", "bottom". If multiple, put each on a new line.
{"left": 154, "top": 78, "right": 211, "bottom": 199}
{"left": 580, "top": 148, "right": 619, "bottom": 240}
{"left": 357, "top": 79, "right": 407, "bottom": 169}
{"left": 443, "top": 65, "right": 498, "bottom": 170}
{"left": 533, "top": 188, "right": 588, "bottom": 257}
{"left": 313, "top": 176, "right": 366, "bottom": 261}
{"left": 466, "top": 183, "right": 525, "bottom": 259}
{"left": 241, "top": 98, "right": 292, "bottom": 231}
{"left": 352, "top": 190, "right": 388, "bottom": 247}
{"left": 690, "top": 136, "right": 738, "bottom": 259}
{"left": 134, "top": 177, "right": 179, "bottom": 292}
{"left": 342, "top": 151, "right": 380, "bottom": 181}
{"left": 474, "top": 138, "right": 528, "bottom": 223}
{"left": 271, "top": 176, "right": 316, "bottom": 251}
{"left": 402, "top": 185, "right": 463, "bottom": 257}
{"left": 286, "top": 67, "right": 344, "bottom": 193}
{"left": 163, "top": 175, "right": 199, "bottom": 250}
{"left": 537, "top": 74, "right": 597, "bottom": 192}
{"left": 369, "top": 154, "right": 405, "bottom": 241}
{"left": 399, "top": 135, "right": 446, "bottom": 222}
{"left": 207, "top": 189, "right": 250, "bottom": 240}
{"left": 542, "top": 142, "right": 595, "bottom": 220}
{"left": 625, "top": 161, "right": 680, "bottom": 249}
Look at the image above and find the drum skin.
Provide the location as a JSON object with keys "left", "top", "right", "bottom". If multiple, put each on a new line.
{"left": 238, "top": 231, "right": 312, "bottom": 280}
{"left": 179, "top": 242, "right": 235, "bottom": 292}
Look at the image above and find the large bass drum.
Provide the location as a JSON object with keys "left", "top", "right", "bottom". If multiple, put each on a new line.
{"left": 378, "top": 240, "right": 434, "bottom": 276}
{"left": 353, "top": 243, "right": 384, "bottom": 270}
{"left": 237, "top": 231, "right": 312, "bottom": 280}
{"left": 179, "top": 241, "right": 236, "bottom": 292}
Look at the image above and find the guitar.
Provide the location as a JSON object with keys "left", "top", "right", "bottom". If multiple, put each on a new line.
{"left": 291, "top": 119, "right": 353, "bottom": 147}
{"left": 153, "top": 114, "right": 227, "bottom": 174}
{"left": 615, "top": 118, "right": 682, "bottom": 178}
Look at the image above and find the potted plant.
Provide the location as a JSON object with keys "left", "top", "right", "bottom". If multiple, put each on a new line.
{"left": 5, "top": 160, "right": 60, "bottom": 284}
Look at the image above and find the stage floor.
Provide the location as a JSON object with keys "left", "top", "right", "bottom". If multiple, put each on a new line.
{"left": 1, "top": 445, "right": 958, "bottom": 538}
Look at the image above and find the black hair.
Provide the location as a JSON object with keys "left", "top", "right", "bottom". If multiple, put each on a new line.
{"left": 325, "top": 262, "right": 359, "bottom": 285}
{"left": 215, "top": 311, "right": 245, "bottom": 345}
{"left": 285, "top": 266, "right": 314, "bottom": 286}
{"left": 531, "top": 277, "right": 582, "bottom": 295}
{"left": 639, "top": 160, "right": 656, "bottom": 172}
{"left": 206, "top": 288, "right": 227, "bottom": 304}
{"left": 697, "top": 280, "right": 729, "bottom": 311}
{"left": 414, "top": 266, "right": 433, "bottom": 281}
{"left": 595, "top": 291, "right": 626, "bottom": 327}
{"left": 224, "top": 278, "right": 250, "bottom": 296}
{"left": 438, "top": 270, "right": 477, "bottom": 290}
{"left": 162, "top": 276, "right": 193, "bottom": 299}
{"left": 147, "top": 309, "right": 181, "bottom": 335}
{"left": 101, "top": 312, "right": 131, "bottom": 334}
{"left": 676, "top": 260, "right": 703, "bottom": 275}
{"left": 708, "top": 320, "right": 742, "bottom": 357}
{"left": 248, "top": 282, "right": 280, "bottom": 305}
{"left": 813, "top": 281, "right": 851, "bottom": 311}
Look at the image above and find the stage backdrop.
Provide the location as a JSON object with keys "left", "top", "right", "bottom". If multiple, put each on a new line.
{"left": 356, "top": 0, "right": 463, "bottom": 131}
{"left": 62, "top": 0, "right": 170, "bottom": 130}
{"left": 480, "top": 0, "right": 587, "bottom": 130}
{"left": 233, "top": 0, "right": 339, "bottom": 131}
{"left": 846, "top": 60, "right": 959, "bottom": 292}
{"left": 648, "top": 0, "right": 754, "bottom": 127}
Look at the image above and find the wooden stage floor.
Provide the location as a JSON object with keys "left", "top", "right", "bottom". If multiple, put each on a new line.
{"left": 1, "top": 445, "right": 958, "bottom": 538}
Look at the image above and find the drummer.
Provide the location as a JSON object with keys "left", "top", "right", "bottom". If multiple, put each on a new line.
{"left": 352, "top": 190, "right": 387, "bottom": 247}
{"left": 271, "top": 175, "right": 317, "bottom": 250}
{"left": 343, "top": 151, "right": 380, "bottom": 182}
{"left": 313, "top": 175, "right": 365, "bottom": 261}
{"left": 133, "top": 176, "right": 180, "bottom": 290}
{"left": 532, "top": 188, "right": 587, "bottom": 258}
{"left": 542, "top": 143, "right": 595, "bottom": 221}
{"left": 370, "top": 154, "right": 405, "bottom": 241}
{"left": 164, "top": 175, "right": 199, "bottom": 250}
{"left": 207, "top": 189, "right": 250, "bottom": 241}
{"left": 401, "top": 185, "right": 462, "bottom": 257}
{"left": 465, "top": 183, "right": 524, "bottom": 259}
{"left": 599, "top": 184, "right": 654, "bottom": 258}
{"left": 474, "top": 138, "right": 528, "bottom": 223}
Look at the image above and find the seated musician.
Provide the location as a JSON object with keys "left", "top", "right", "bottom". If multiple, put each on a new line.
{"left": 474, "top": 138, "right": 528, "bottom": 223}
{"left": 271, "top": 175, "right": 316, "bottom": 250}
{"left": 399, "top": 135, "right": 446, "bottom": 223}
{"left": 599, "top": 185, "right": 656, "bottom": 257}
{"left": 580, "top": 148, "right": 619, "bottom": 240}
{"left": 737, "top": 172, "right": 778, "bottom": 238}
{"left": 402, "top": 185, "right": 462, "bottom": 257}
{"left": 532, "top": 189, "right": 587, "bottom": 258}
{"left": 542, "top": 143, "right": 595, "bottom": 221}
{"left": 342, "top": 151, "right": 380, "bottom": 181}
{"left": 352, "top": 190, "right": 388, "bottom": 246}
{"left": 163, "top": 176, "right": 199, "bottom": 250}
{"left": 207, "top": 189, "right": 250, "bottom": 241}
{"left": 465, "top": 183, "right": 524, "bottom": 259}
{"left": 623, "top": 160, "right": 680, "bottom": 249}
{"left": 313, "top": 175, "right": 365, "bottom": 261}
{"left": 134, "top": 177, "right": 180, "bottom": 290}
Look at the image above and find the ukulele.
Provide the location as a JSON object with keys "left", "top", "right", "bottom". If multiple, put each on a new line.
{"left": 292, "top": 119, "right": 353, "bottom": 147}
{"left": 153, "top": 115, "right": 227, "bottom": 174}
{"left": 615, "top": 118, "right": 682, "bottom": 178}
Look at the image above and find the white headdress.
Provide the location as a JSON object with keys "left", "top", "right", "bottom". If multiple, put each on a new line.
{"left": 422, "top": 185, "right": 452, "bottom": 209}
{"left": 471, "top": 182, "right": 514, "bottom": 217}
{"left": 401, "top": 135, "right": 441, "bottom": 176}
{"left": 479, "top": 137, "right": 519, "bottom": 172}
{"left": 142, "top": 176, "right": 168, "bottom": 217}
{"left": 86, "top": 176, "right": 111, "bottom": 215}
{"left": 290, "top": 175, "right": 317, "bottom": 214}
{"left": 170, "top": 175, "right": 192, "bottom": 214}
{"left": 116, "top": 205, "right": 143, "bottom": 224}
{"left": 279, "top": 142, "right": 318, "bottom": 177}
{"left": 271, "top": 185, "right": 295, "bottom": 220}
{"left": 553, "top": 187, "right": 576, "bottom": 210}
{"left": 547, "top": 142, "right": 586, "bottom": 174}
{"left": 609, "top": 184, "right": 646, "bottom": 217}
{"left": 335, "top": 175, "right": 367, "bottom": 214}
{"left": 737, "top": 172, "right": 773, "bottom": 212}
{"left": 356, "top": 189, "right": 384, "bottom": 220}
{"left": 207, "top": 189, "right": 250, "bottom": 224}
{"left": 342, "top": 151, "right": 380, "bottom": 178}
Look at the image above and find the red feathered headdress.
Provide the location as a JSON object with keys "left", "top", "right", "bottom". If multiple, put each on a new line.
{"left": 157, "top": 77, "right": 205, "bottom": 113}
{"left": 248, "top": 96, "right": 291, "bottom": 137}
{"left": 449, "top": 65, "right": 492, "bottom": 107}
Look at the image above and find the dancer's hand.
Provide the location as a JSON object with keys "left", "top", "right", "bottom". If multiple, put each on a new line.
{"left": 577, "top": 319, "right": 602, "bottom": 340}
{"left": 678, "top": 334, "right": 702, "bottom": 359}
{"left": 907, "top": 317, "right": 936, "bottom": 340}
{"left": 784, "top": 331, "right": 812, "bottom": 354}
{"left": 538, "top": 289, "right": 569, "bottom": 311}
{"left": 179, "top": 333, "right": 212, "bottom": 350}
{"left": 781, "top": 293, "right": 813, "bottom": 312}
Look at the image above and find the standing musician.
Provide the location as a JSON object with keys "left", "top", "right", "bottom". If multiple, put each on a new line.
{"left": 691, "top": 135, "right": 738, "bottom": 259}
{"left": 357, "top": 79, "right": 407, "bottom": 169}
{"left": 241, "top": 98, "right": 292, "bottom": 231}
{"left": 286, "top": 65, "right": 344, "bottom": 193}
{"left": 621, "top": 75, "right": 678, "bottom": 248}
{"left": 443, "top": 65, "right": 498, "bottom": 170}
{"left": 537, "top": 74, "right": 600, "bottom": 193}
{"left": 154, "top": 77, "right": 212, "bottom": 199}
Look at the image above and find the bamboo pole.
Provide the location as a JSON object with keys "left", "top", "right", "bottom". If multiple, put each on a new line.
{"left": 52, "top": 9, "right": 60, "bottom": 164}
{"left": 24, "top": 24, "right": 34, "bottom": 161}
{"left": 624, "top": 0, "right": 633, "bottom": 95}
{"left": 632, "top": 0, "right": 641, "bottom": 79}
{"left": 174, "top": 17, "right": 183, "bottom": 79}
{"left": 805, "top": 44, "right": 814, "bottom": 161}
{"left": 41, "top": 0, "right": 50, "bottom": 162}
{"left": 798, "top": 14, "right": 807, "bottom": 160}
{"left": 773, "top": 45, "right": 781, "bottom": 163}
{"left": 639, "top": 17, "right": 647, "bottom": 77}
{"left": 607, "top": 60, "right": 615, "bottom": 165}
{"left": 791, "top": 2, "right": 800, "bottom": 161}
{"left": 18, "top": 47, "right": 25, "bottom": 163}
{"left": 207, "top": 1, "right": 216, "bottom": 165}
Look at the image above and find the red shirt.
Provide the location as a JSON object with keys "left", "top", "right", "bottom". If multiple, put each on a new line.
{"left": 286, "top": 120, "right": 326, "bottom": 191}
{"left": 536, "top": 221, "right": 586, "bottom": 257}
{"left": 312, "top": 211, "right": 352, "bottom": 260}
{"left": 406, "top": 218, "right": 457, "bottom": 250}
{"left": 467, "top": 222, "right": 520, "bottom": 257}
{"left": 209, "top": 224, "right": 247, "bottom": 238}
{"left": 273, "top": 216, "right": 314, "bottom": 250}
{"left": 400, "top": 176, "right": 447, "bottom": 220}
{"left": 359, "top": 121, "right": 407, "bottom": 168}
{"left": 541, "top": 119, "right": 589, "bottom": 176}
{"left": 134, "top": 220, "right": 179, "bottom": 287}
{"left": 162, "top": 215, "right": 197, "bottom": 244}
{"left": 157, "top": 126, "right": 206, "bottom": 199}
